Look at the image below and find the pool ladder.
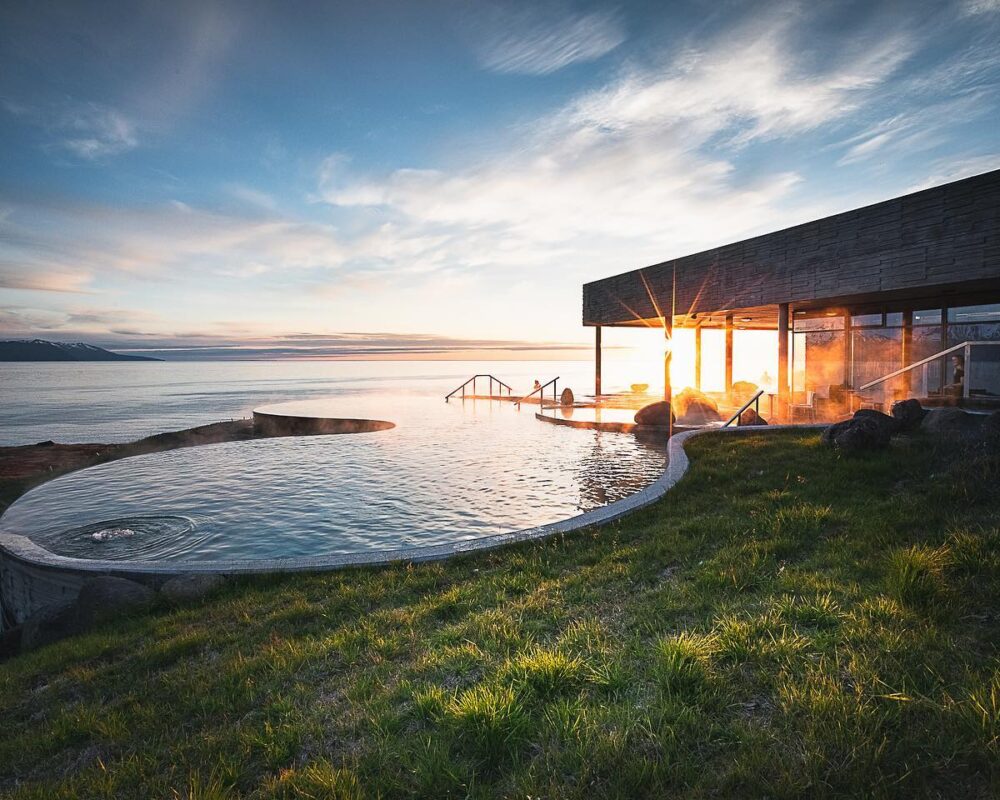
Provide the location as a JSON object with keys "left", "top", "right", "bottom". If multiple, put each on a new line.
{"left": 445, "top": 374, "right": 515, "bottom": 401}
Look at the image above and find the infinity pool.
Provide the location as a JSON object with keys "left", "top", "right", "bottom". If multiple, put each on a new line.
{"left": 0, "top": 393, "right": 668, "bottom": 563}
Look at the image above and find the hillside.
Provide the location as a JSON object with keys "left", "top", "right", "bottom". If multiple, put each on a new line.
{"left": 0, "top": 340, "right": 161, "bottom": 362}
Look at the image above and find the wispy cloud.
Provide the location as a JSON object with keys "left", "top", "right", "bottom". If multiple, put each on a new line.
{"left": 469, "top": 3, "right": 625, "bottom": 75}
{"left": 4, "top": 100, "right": 139, "bottom": 159}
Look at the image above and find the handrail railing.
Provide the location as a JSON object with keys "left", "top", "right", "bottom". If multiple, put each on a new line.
{"left": 858, "top": 341, "right": 999, "bottom": 392}
{"left": 515, "top": 376, "right": 559, "bottom": 408}
{"left": 722, "top": 388, "right": 765, "bottom": 428}
{"left": 445, "top": 374, "right": 514, "bottom": 401}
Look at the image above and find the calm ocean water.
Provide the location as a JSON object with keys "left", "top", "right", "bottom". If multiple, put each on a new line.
{"left": 0, "top": 360, "right": 607, "bottom": 446}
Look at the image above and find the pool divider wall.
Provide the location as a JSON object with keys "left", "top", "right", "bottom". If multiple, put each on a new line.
{"left": 0, "top": 425, "right": 825, "bottom": 627}
{"left": 252, "top": 411, "right": 394, "bottom": 436}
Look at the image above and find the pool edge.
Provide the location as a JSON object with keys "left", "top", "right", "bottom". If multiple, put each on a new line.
{"left": 1, "top": 425, "right": 824, "bottom": 626}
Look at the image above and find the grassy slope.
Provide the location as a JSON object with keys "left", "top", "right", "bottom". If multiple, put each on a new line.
{"left": 0, "top": 430, "right": 998, "bottom": 799}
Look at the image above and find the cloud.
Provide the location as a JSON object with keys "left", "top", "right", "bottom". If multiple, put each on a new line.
{"left": 4, "top": 100, "right": 139, "bottom": 159}
{"left": 319, "top": 7, "right": 919, "bottom": 272}
{"left": 468, "top": 3, "right": 625, "bottom": 75}
{"left": 0, "top": 266, "right": 93, "bottom": 293}
{"left": 60, "top": 104, "right": 138, "bottom": 159}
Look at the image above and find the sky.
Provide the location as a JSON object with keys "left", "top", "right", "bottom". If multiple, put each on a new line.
{"left": 1, "top": 0, "right": 998, "bottom": 359}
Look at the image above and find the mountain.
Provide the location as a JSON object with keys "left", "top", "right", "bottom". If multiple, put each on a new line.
{"left": 0, "top": 340, "right": 163, "bottom": 362}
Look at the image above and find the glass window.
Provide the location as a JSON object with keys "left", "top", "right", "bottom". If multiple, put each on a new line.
{"left": 851, "top": 312, "right": 883, "bottom": 328}
{"left": 885, "top": 312, "right": 904, "bottom": 327}
{"left": 913, "top": 309, "right": 942, "bottom": 326}
{"left": 948, "top": 304, "right": 1000, "bottom": 324}
{"left": 794, "top": 315, "right": 845, "bottom": 332}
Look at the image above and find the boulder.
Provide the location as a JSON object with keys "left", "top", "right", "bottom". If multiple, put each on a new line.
{"left": 738, "top": 408, "right": 768, "bottom": 426}
{"left": 634, "top": 401, "right": 675, "bottom": 427}
{"left": 852, "top": 409, "right": 901, "bottom": 437}
{"left": 832, "top": 415, "right": 893, "bottom": 455}
{"left": 921, "top": 408, "right": 985, "bottom": 437}
{"left": 21, "top": 601, "right": 80, "bottom": 652}
{"left": 161, "top": 573, "right": 226, "bottom": 603}
{"left": 75, "top": 577, "right": 155, "bottom": 628}
{"left": 891, "top": 399, "right": 927, "bottom": 432}
{"left": 559, "top": 387, "right": 575, "bottom": 406}
{"left": 821, "top": 410, "right": 895, "bottom": 454}
{"left": 674, "top": 388, "right": 722, "bottom": 424}
{"left": 731, "top": 381, "right": 760, "bottom": 403}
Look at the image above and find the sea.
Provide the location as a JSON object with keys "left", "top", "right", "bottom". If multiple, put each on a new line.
{"left": 0, "top": 359, "right": 617, "bottom": 446}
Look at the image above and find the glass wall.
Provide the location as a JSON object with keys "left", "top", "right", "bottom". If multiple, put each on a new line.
{"left": 946, "top": 303, "right": 1000, "bottom": 399}
{"left": 791, "top": 312, "right": 847, "bottom": 417}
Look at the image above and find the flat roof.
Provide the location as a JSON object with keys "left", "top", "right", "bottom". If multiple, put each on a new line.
{"left": 583, "top": 169, "right": 1000, "bottom": 328}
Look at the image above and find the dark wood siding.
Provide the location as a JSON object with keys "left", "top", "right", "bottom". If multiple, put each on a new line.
{"left": 583, "top": 169, "right": 1000, "bottom": 325}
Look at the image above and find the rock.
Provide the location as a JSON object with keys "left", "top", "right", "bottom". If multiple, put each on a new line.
{"left": 821, "top": 410, "right": 895, "bottom": 454}
{"left": 160, "top": 573, "right": 226, "bottom": 603}
{"left": 820, "top": 419, "right": 852, "bottom": 447}
{"left": 634, "top": 401, "right": 674, "bottom": 427}
{"left": 731, "top": 381, "right": 759, "bottom": 403}
{"left": 891, "top": 399, "right": 927, "bottom": 432}
{"left": 75, "top": 577, "right": 155, "bottom": 628}
{"left": 677, "top": 400, "right": 721, "bottom": 425}
{"left": 921, "top": 408, "right": 985, "bottom": 437}
{"left": 21, "top": 601, "right": 79, "bottom": 652}
{"left": 833, "top": 415, "right": 893, "bottom": 455}
{"left": 852, "top": 409, "right": 901, "bottom": 437}
{"left": 739, "top": 408, "right": 768, "bottom": 426}
{"left": 559, "top": 387, "right": 575, "bottom": 406}
{"left": 674, "top": 387, "right": 721, "bottom": 424}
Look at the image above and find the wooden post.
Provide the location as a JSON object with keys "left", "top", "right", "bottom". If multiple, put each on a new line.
{"left": 844, "top": 310, "right": 852, "bottom": 388}
{"left": 663, "top": 316, "right": 673, "bottom": 404}
{"left": 778, "top": 303, "right": 790, "bottom": 419}
{"left": 694, "top": 325, "right": 702, "bottom": 392}
{"left": 725, "top": 314, "right": 734, "bottom": 396}
{"left": 901, "top": 309, "right": 913, "bottom": 397}
{"left": 595, "top": 326, "right": 602, "bottom": 397}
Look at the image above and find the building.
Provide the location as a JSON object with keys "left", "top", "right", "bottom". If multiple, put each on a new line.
{"left": 582, "top": 169, "right": 1000, "bottom": 419}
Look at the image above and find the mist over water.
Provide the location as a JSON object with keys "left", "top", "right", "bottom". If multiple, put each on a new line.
{"left": 0, "top": 360, "right": 608, "bottom": 446}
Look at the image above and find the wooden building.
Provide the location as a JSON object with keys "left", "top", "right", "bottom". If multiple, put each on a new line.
{"left": 583, "top": 169, "right": 1000, "bottom": 417}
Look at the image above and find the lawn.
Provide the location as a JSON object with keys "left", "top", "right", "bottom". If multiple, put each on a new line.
{"left": 1, "top": 430, "right": 998, "bottom": 799}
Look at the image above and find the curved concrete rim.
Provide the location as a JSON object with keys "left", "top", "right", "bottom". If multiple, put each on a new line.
{"left": 0, "top": 424, "right": 826, "bottom": 578}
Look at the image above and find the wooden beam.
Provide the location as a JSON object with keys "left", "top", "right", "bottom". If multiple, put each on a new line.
{"left": 595, "top": 326, "right": 602, "bottom": 397}
{"left": 694, "top": 325, "right": 703, "bottom": 391}
{"left": 724, "top": 314, "right": 733, "bottom": 394}
{"left": 778, "top": 303, "right": 790, "bottom": 416}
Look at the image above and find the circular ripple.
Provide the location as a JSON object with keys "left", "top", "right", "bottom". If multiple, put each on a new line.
{"left": 51, "top": 515, "right": 208, "bottom": 560}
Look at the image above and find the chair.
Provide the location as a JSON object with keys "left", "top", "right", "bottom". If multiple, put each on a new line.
{"left": 789, "top": 390, "right": 817, "bottom": 422}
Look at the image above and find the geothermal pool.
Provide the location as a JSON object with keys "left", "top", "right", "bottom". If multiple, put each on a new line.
{"left": 0, "top": 393, "right": 667, "bottom": 563}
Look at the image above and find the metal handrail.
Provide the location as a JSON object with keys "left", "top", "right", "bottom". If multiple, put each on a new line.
{"left": 722, "top": 389, "right": 765, "bottom": 428}
{"left": 858, "top": 341, "right": 999, "bottom": 391}
{"left": 445, "top": 373, "right": 514, "bottom": 401}
{"left": 515, "top": 376, "right": 559, "bottom": 408}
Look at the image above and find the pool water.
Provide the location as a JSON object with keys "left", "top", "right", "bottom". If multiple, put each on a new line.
{"left": 0, "top": 392, "right": 668, "bottom": 563}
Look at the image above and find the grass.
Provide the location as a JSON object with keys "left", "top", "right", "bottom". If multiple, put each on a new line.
{"left": 1, "top": 429, "right": 999, "bottom": 798}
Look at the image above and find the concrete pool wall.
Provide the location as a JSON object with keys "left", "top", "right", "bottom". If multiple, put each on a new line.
{"left": 0, "top": 425, "right": 822, "bottom": 627}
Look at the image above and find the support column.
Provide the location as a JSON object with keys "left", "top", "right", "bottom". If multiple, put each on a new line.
{"left": 777, "top": 303, "right": 789, "bottom": 419}
{"left": 694, "top": 325, "right": 703, "bottom": 392}
{"left": 901, "top": 309, "right": 913, "bottom": 397}
{"left": 594, "top": 326, "right": 602, "bottom": 397}
{"left": 663, "top": 315, "right": 673, "bottom": 405}
{"left": 724, "top": 314, "right": 734, "bottom": 396}
{"left": 844, "top": 310, "right": 852, "bottom": 388}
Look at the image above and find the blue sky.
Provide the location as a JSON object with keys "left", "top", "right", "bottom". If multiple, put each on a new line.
{"left": 1, "top": 0, "right": 998, "bottom": 358}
